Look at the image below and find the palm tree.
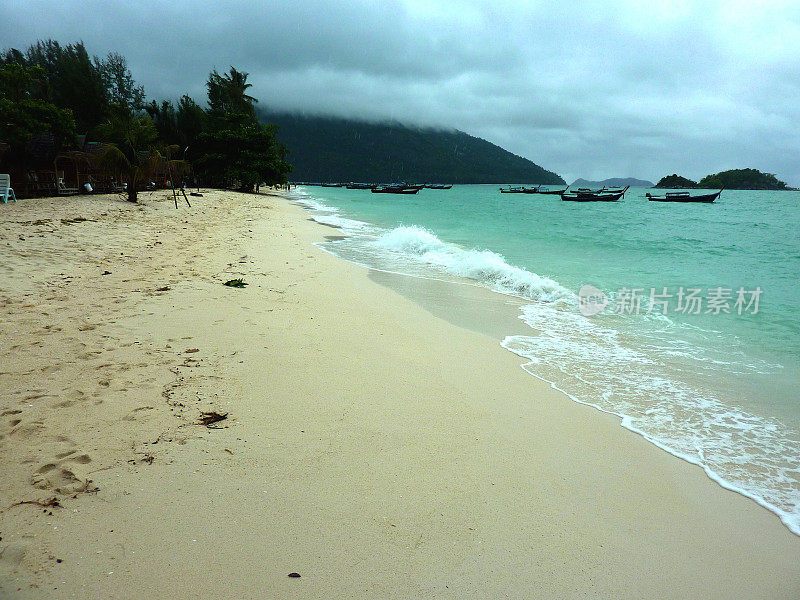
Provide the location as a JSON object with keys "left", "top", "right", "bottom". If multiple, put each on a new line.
{"left": 96, "top": 105, "right": 186, "bottom": 202}
{"left": 224, "top": 67, "right": 257, "bottom": 108}
{"left": 206, "top": 67, "right": 257, "bottom": 120}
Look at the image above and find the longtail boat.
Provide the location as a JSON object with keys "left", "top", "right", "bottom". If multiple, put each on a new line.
{"left": 646, "top": 189, "right": 722, "bottom": 203}
{"left": 500, "top": 186, "right": 540, "bottom": 193}
{"left": 528, "top": 186, "right": 568, "bottom": 195}
{"left": 560, "top": 185, "right": 629, "bottom": 202}
{"left": 371, "top": 185, "right": 420, "bottom": 194}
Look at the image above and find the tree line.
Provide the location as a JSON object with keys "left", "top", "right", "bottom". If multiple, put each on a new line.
{"left": 0, "top": 40, "right": 291, "bottom": 202}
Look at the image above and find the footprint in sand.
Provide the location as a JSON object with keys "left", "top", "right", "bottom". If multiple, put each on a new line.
{"left": 32, "top": 453, "right": 94, "bottom": 494}
{"left": 51, "top": 389, "right": 87, "bottom": 408}
{"left": 9, "top": 420, "right": 45, "bottom": 438}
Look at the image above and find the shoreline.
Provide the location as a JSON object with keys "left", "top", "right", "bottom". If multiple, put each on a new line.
{"left": 296, "top": 188, "right": 800, "bottom": 538}
{"left": 1, "top": 190, "right": 799, "bottom": 598}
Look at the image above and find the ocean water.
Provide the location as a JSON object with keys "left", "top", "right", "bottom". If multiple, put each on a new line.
{"left": 289, "top": 184, "right": 800, "bottom": 535}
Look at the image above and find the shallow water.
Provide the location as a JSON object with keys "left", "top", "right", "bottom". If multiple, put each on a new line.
{"left": 289, "top": 184, "right": 800, "bottom": 535}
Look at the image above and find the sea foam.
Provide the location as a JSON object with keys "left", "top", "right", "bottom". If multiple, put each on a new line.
{"left": 292, "top": 192, "right": 376, "bottom": 235}
{"left": 374, "top": 225, "right": 573, "bottom": 303}
{"left": 502, "top": 303, "right": 800, "bottom": 535}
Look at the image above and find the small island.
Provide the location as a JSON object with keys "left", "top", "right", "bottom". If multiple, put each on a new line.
{"left": 653, "top": 174, "right": 698, "bottom": 188}
{"left": 698, "top": 168, "right": 789, "bottom": 190}
{"left": 655, "top": 169, "right": 789, "bottom": 190}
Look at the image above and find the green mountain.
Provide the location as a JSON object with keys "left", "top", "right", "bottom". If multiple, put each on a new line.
{"left": 571, "top": 177, "right": 654, "bottom": 188}
{"left": 653, "top": 174, "right": 698, "bottom": 189}
{"left": 697, "top": 168, "right": 788, "bottom": 190}
{"left": 257, "top": 109, "right": 564, "bottom": 184}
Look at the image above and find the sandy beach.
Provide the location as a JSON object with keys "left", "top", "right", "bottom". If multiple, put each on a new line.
{"left": 1, "top": 189, "right": 799, "bottom": 599}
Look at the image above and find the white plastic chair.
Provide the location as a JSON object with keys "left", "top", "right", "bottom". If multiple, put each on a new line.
{"left": 0, "top": 174, "right": 17, "bottom": 203}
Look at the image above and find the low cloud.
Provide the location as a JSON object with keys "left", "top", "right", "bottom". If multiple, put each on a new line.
{"left": 3, "top": 0, "right": 798, "bottom": 184}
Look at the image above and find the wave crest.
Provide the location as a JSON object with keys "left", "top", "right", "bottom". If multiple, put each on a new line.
{"left": 375, "top": 225, "right": 572, "bottom": 303}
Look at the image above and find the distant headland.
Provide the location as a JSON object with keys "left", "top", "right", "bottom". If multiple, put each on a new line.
{"left": 654, "top": 169, "right": 791, "bottom": 190}
{"left": 571, "top": 177, "right": 654, "bottom": 188}
{"left": 257, "top": 109, "right": 565, "bottom": 185}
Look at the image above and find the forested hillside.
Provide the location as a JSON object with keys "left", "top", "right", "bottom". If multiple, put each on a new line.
{"left": 258, "top": 110, "right": 564, "bottom": 184}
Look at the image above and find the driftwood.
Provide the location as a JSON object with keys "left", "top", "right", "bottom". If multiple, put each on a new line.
{"left": 6, "top": 497, "right": 61, "bottom": 510}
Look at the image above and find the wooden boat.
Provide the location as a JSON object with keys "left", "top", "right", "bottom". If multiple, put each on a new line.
{"left": 528, "top": 186, "right": 567, "bottom": 195}
{"left": 570, "top": 186, "right": 624, "bottom": 194}
{"left": 371, "top": 185, "right": 420, "bottom": 194}
{"left": 345, "top": 183, "right": 375, "bottom": 189}
{"left": 425, "top": 184, "right": 453, "bottom": 189}
{"left": 646, "top": 189, "right": 722, "bottom": 203}
{"left": 500, "top": 186, "right": 535, "bottom": 193}
{"left": 560, "top": 185, "right": 629, "bottom": 202}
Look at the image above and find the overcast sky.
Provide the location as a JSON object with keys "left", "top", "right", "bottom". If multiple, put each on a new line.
{"left": 4, "top": 0, "right": 800, "bottom": 184}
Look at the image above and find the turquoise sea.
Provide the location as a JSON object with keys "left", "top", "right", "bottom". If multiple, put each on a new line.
{"left": 290, "top": 184, "right": 800, "bottom": 535}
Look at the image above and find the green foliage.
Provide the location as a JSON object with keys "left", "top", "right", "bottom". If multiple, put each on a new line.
{"left": 207, "top": 67, "right": 257, "bottom": 123}
{"left": 95, "top": 52, "right": 145, "bottom": 110}
{"left": 0, "top": 61, "right": 76, "bottom": 160}
{"left": 176, "top": 95, "right": 206, "bottom": 147}
{"left": 0, "top": 61, "right": 47, "bottom": 102}
{"left": 0, "top": 96, "right": 76, "bottom": 150}
{"left": 697, "top": 168, "right": 788, "bottom": 190}
{"left": 1, "top": 40, "right": 291, "bottom": 196}
{"left": 193, "top": 67, "right": 290, "bottom": 190}
{"left": 654, "top": 174, "right": 698, "bottom": 189}
{"left": 24, "top": 40, "right": 109, "bottom": 132}
{"left": 145, "top": 96, "right": 209, "bottom": 150}
{"left": 193, "top": 122, "right": 290, "bottom": 191}
{"left": 146, "top": 99, "right": 180, "bottom": 146}
{"left": 4, "top": 41, "right": 144, "bottom": 135}
{"left": 257, "top": 110, "right": 564, "bottom": 184}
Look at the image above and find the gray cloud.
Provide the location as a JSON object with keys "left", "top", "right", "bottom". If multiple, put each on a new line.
{"left": 3, "top": 0, "right": 799, "bottom": 184}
